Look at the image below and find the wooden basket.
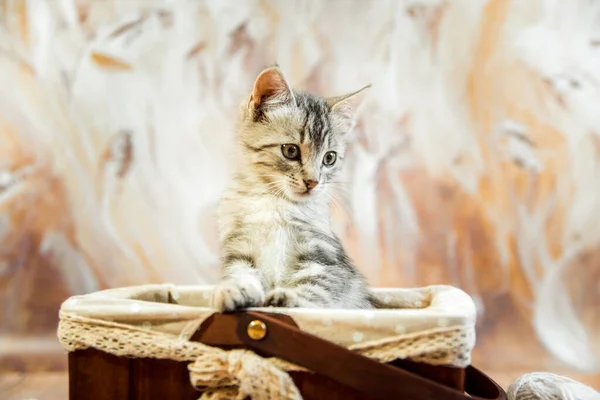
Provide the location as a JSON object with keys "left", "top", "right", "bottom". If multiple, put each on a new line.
{"left": 59, "top": 284, "right": 507, "bottom": 400}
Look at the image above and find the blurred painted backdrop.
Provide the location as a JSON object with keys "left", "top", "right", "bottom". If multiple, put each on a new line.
{"left": 0, "top": 0, "right": 599, "bottom": 384}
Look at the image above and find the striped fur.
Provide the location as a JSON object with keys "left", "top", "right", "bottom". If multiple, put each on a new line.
{"left": 211, "top": 67, "right": 373, "bottom": 311}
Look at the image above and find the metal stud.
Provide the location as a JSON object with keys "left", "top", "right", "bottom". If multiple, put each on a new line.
{"left": 247, "top": 319, "right": 267, "bottom": 340}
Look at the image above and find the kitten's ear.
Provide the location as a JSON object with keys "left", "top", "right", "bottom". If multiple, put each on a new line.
{"left": 248, "top": 66, "right": 295, "bottom": 120}
{"left": 326, "top": 84, "right": 371, "bottom": 120}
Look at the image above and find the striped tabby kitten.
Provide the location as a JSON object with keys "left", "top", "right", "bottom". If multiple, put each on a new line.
{"left": 211, "top": 66, "right": 373, "bottom": 312}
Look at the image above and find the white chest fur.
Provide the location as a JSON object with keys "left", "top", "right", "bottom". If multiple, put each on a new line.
{"left": 240, "top": 196, "right": 294, "bottom": 287}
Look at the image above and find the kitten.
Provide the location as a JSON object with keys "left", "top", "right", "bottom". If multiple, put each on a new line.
{"left": 211, "top": 66, "right": 374, "bottom": 312}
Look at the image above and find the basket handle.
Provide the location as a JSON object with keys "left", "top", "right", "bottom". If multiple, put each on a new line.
{"left": 232, "top": 311, "right": 506, "bottom": 400}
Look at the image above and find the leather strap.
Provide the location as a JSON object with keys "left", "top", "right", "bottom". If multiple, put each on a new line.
{"left": 234, "top": 312, "right": 507, "bottom": 400}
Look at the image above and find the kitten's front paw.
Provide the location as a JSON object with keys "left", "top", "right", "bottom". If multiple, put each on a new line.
{"left": 264, "top": 288, "right": 300, "bottom": 308}
{"left": 210, "top": 281, "right": 265, "bottom": 312}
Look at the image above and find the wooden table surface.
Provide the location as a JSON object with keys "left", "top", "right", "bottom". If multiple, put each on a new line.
{"left": 1, "top": 370, "right": 598, "bottom": 400}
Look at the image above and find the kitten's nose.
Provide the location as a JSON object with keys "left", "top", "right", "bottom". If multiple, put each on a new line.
{"left": 304, "top": 180, "right": 319, "bottom": 191}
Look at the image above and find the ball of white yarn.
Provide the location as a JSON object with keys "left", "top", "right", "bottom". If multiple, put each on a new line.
{"left": 507, "top": 372, "right": 600, "bottom": 400}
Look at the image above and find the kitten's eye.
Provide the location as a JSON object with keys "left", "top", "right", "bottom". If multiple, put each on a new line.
{"left": 323, "top": 151, "right": 337, "bottom": 166}
{"left": 282, "top": 144, "right": 300, "bottom": 160}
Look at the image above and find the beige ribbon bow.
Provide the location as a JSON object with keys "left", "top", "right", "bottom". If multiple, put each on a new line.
{"left": 189, "top": 349, "right": 303, "bottom": 400}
